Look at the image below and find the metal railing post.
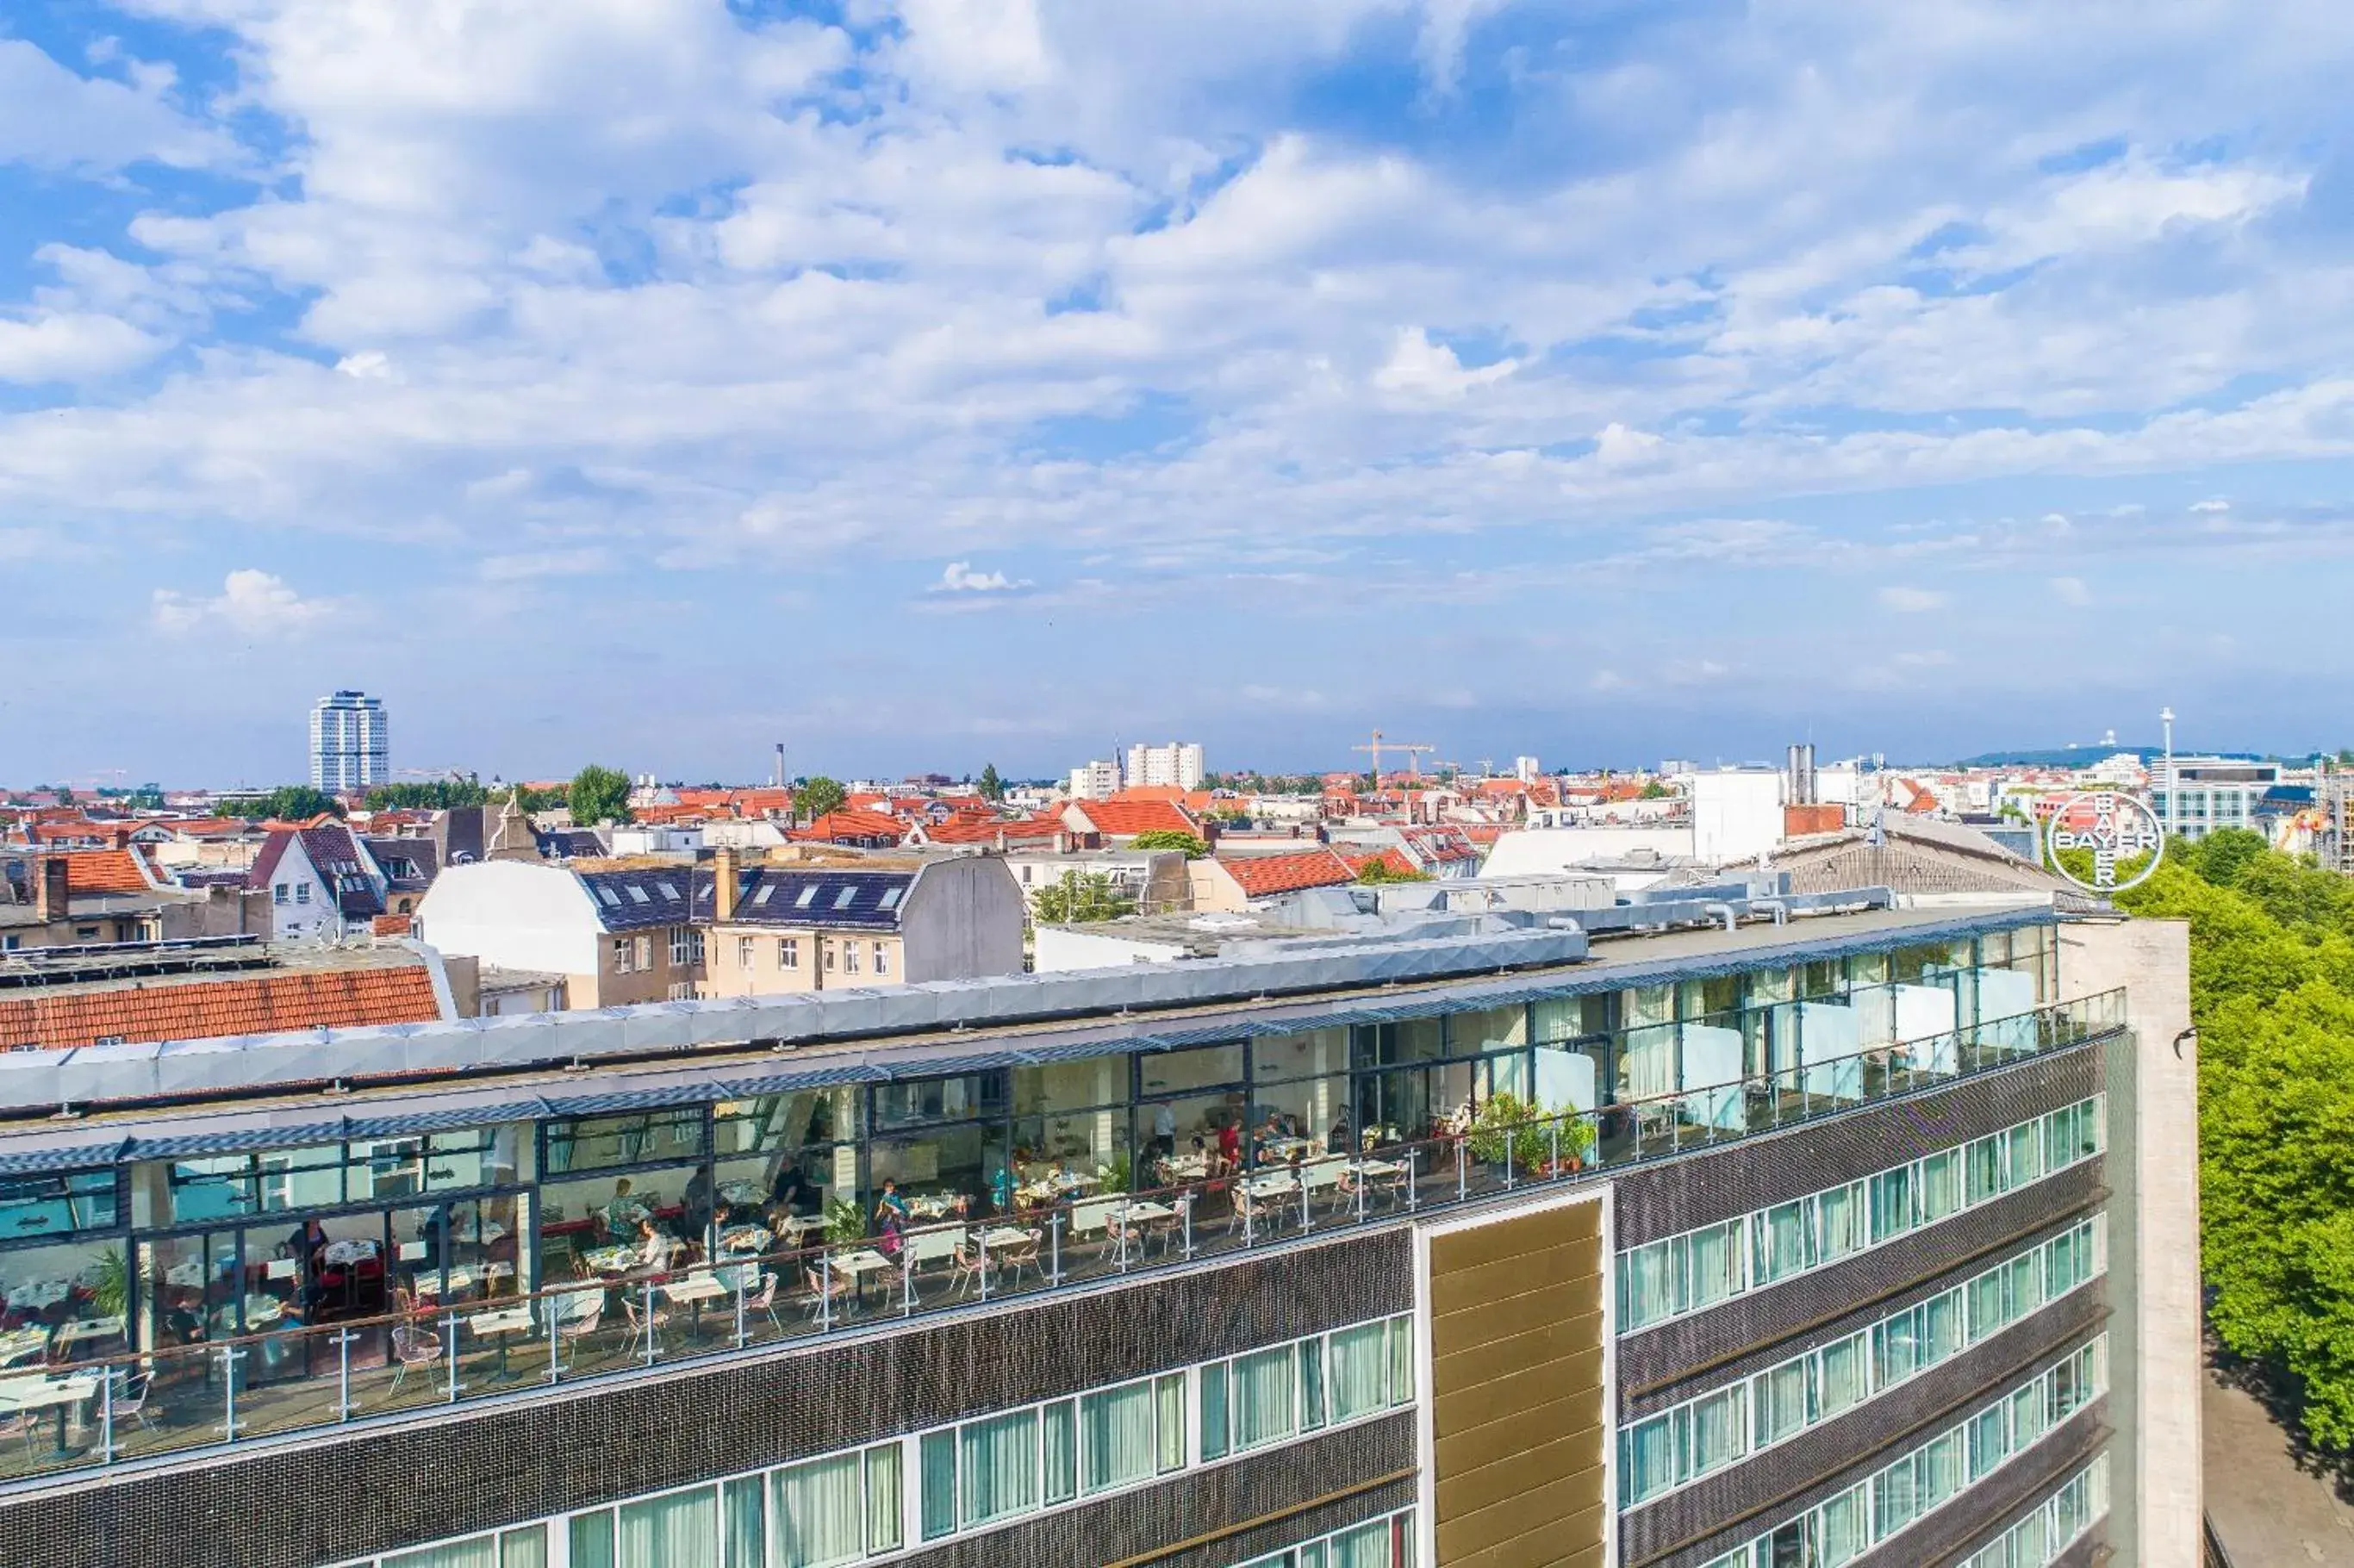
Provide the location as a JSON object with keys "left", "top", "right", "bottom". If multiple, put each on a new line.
{"left": 99, "top": 1365, "right": 115, "bottom": 1463}
{"left": 1456, "top": 1142, "right": 1467, "bottom": 1203}
{"left": 335, "top": 1328, "right": 358, "bottom": 1421}
{"left": 219, "top": 1347, "right": 240, "bottom": 1441}
{"left": 977, "top": 1226, "right": 991, "bottom": 1302}
{"left": 1355, "top": 1163, "right": 1368, "bottom": 1222}
{"left": 547, "top": 1297, "right": 564, "bottom": 1382}
{"left": 1181, "top": 1197, "right": 1195, "bottom": 1259}
{"left": 1118, "top": 1197, "right": 1132, "bottom": 1273}
{"left": 736, "top": 1272, "right": 751, "bottom": 1347}
{"left": 640, "top": 1280, "right": 657, "bottom": 1366}
{"left": 1406, "top": 1151, "right": 1418, "bottom": 1211}
{"left": 819, "top": 1254, "right": 833, "bottom": 1332}
{"left": 446, "top": 1310, "right": 462, "bottom": 1400}
{"left": 1298, "top": 1178, "right": 1311, "bottom": 1234}
{"left": 1504, "top": 1124, "right": 1516, "bottom": 1189}
{"left": 1242, "top": 1189, "right": 1255, "bottom": 1248}
{"left": 1049, "top": 1211, "right": 1063, "bottom": 1285}
{"left": 1548, "top": 1119, "right": 1560, "bottom": 1180}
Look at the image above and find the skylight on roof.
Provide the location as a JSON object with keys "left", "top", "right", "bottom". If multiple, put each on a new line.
{"left": 627, "top": 886, "right": 651, "bottom": 905}
{"left": 833, "top": 887, "right": 856, "bottom": 909}
{"left": 656, "top": 881, "right": 680, "bottom": 900}
{"left": 878, "top": 887, "right": 902, "bottom": 909}
{"left": 753, "top": 886, "right": 775, "bottom": 905}
{"left": 596, "top": 887, "right": 620, "bottom": 906}
{"left": 794, "top": 887, "right": 819, "bottom": 908}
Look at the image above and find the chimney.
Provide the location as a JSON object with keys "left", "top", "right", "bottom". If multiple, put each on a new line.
{"left": 712, "top": 846, "right": 739, "bottom": 922}
{"left": 35, "top": 857, "right": 68, "bottom": 922}
{"left": 111, "top": 826, "right": 133, "bottom": 850}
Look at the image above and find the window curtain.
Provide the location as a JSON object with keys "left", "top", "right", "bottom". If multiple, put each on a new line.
{"left": 1042, "top": 1399, "right": 1077, "bottom": 1503}
{"left": 1869, "top": 1167, "right": 1914, "bottom": 1243}
{"left": 1969, "top": 1406, "right": 2008, "bottom": 1479}
{"left": 1230, "top": 1345, "right": 1298, "bottom": 1452}
{"left": 1917, "top": 1431, "right": 1962, "bottom": 1509}
{"left": 1876, "top": 1308, "right": 1921, "bottom": 1386}
{"left": 959, "top": 1408, "right": 1042, "bottom": 1527}
{"left": 386, "top": 1539, "right": 498, "bottom": 1568}
{"left": 1965, "top": 1136, "right": 2003, "bottom": 1204}
{"left": 1921, "top": 1291, "right": 1962, "bottom": 1363}
{"left": 1330, "top": 1323, "right": 1389, "bottom": 1421}
{"left": 1689, "top": 1387, "right": 1744, "bottom": 1477}
{"left": 1621, "top": 1415, "right": 1678, "bottom": 1504}
{"left": 1816, "top": 1184, "right": 1862, "bottom": 1260}
{"left": 1386, "top": 1316, "right": 1413, "bottom": 1406}
{"left": 1753, "top": 1360, "right": 1809, "bottom": 1447}
{"left": 1688, "top": 1223, "right": 1738, "bottom": 1310}
{"left": 618, "top": 1489, "right": 719, "bottom": 1568}
{"left": 1920, "top": 1150, "right": 1959, "bottom": 1222}
{"left": 1327, "top": 1519, "right": 1393, "bottom": 1568}
{"left": 1082, "top": 1383, "right": 1155, "bottom": 1495}
{"left": 498, "top": 1528, "right": 548, "bottom": 1568}
{"left": 1755, "top": 1200, "right": 1812, "bottom": 1284}
{"left": 721, "top": 1479, "right": 763, "bottom": 1568}
{"left": 774, "top": 1452, "right": 864, "bottom": 1565}
{"left": 1298, "top": 1340, "right": 1327, "bottom": 1429}
{"left": 2006, "top": 1123, "right": 2043, "bottom": 1185}
{"left": 1815, "top": 1485, "right": 1867, "bottom": 1567}
{"left": 1817, "top": 1335, "right": 1865, "bottom": 1416}
{"left": 1155, "top": 1374, "right": 1186, "bottom": 1472}
{"left": 863, "top": 1443, "right": 903, "bottom": 1552}
{"left": 1872, "top": 1453, "right": 1919, "bottom": 1540}
{"left": 919, "top": 1431, "right": 958, "bottom": 1540}
{"left": 1200, "top": 1362, "right": 1230, "bottom": 1459}
{"left": 1619, "top": 1240, "right": 1682, "bottom": 1328}
{"left": 568, "top": 1513, "right": 617, "bottom": 1568}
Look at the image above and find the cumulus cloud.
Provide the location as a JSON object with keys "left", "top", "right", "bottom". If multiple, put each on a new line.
{"left": 0, "top": 312, "right": 164, "bottom": 383}
{"left": 1878, "top": 586, "right": 1947, "bottom": 613}
{"left": 2048, "top": 576, "right": 2092, "bottom": 606}
{"left": 932, "top": 561, "right": 1033, "bottom": 594}
{"left": 152, "top": 570, "right": 335, "bottom": 638}
{"left": 1372, "top": 327, "right": 1516, "bottom": 400}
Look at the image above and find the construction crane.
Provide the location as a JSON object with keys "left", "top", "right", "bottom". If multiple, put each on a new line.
{"left": 1351, "top": 730, "right": 1435, "bottom": 784}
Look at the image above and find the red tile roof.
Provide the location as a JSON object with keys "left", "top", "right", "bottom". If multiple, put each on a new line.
{"left": 1066, "top": 800, "right": 1199, "bottom": 838}
{"left": 789, "top": 809, "right": 909, "bottom": 845}
{"left": 1342, "top": 848, "right": 1418, "bottom": 879}
{"left": 372, "top": 913, "right": 414, "bottom": 936}
{"left": 1220, "top": 847, "right": 1360, "bottom": 899}
{"left": 916, "top": 817, "right": 1062, "bottom": 846}
{"left": 53, "top": 849, "right": 153, "bottom": 894}
{"left": 0, "top": 966, "right": 446, "bottom": 1053}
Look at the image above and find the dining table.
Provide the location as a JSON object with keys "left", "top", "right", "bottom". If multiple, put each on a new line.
{"left": 466, "top": 1306, "right": 536, "bottom": 1382}
{"left": 717, "top": 1226, "right": 774, "bottom": 1256}
{"left": 0, "top": 1372, "right": 97, "bottom": 1455}
{"left": 830, "top": 1248, "right": 895, "bottom": 1306}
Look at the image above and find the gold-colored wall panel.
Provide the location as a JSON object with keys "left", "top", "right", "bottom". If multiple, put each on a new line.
{"left": 1423, "top": 1192, "right": 1610, "bottom": 1568}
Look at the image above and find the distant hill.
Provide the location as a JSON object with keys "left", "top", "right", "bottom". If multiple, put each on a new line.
{"left": 1930, "top": 746, "right": 2277, "bottom": 769}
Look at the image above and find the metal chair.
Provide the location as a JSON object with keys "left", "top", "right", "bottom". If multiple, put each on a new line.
{"left": 387, "top": 1322, "right": 443, "bottom": 1398}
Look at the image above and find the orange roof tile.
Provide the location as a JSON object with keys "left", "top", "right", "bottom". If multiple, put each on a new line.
{"left": 789, "top": 809, "right": 908, "bottom": 845}
{"left": 53, "top": 849, "right": 153, "bottom": 894}
{"left": 372, "top": 913, "right": 414, "bottom": 936}
{"left": 918, "top": 817, "right": 1062, "bottom": 845}
{"left": 1342, "top": 848, "right": 1419, "bottom": 878}
{"left": 0, "top": 967, "right": 445, "bottom": 1053}
{"left": 1067, "top": 800, "right": 1199, "bottom": 838}
{"left": 1221, "top": 848, "right": 1359, "bottom": 899}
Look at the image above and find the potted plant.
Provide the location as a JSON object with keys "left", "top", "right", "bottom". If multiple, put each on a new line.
{"left": 1097, "top": 1149, "right": 1133, "bottom": 1196}
{"left": 90, "top": 1247, "right": 134, "bottom": 1319}
{"left": 824, "top": 1197, "right": 866, "bottom": 1247}
{"left": 1465, "top": 1092, "right": 1553, "bottom": 1173}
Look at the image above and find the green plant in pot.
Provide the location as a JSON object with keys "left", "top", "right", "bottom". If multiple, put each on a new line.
{"left": 1097, "top": 1149, "right": 1133, "bottom": 1196}
{"left": 1465, "top": 1092, "right": 1554, "bottom": 1173}
{"left": 824, "top": 1196, "right": 866, "bottom": 1247}
{"left": 90, "top": 1247, "right": 134, "bottom": 1319}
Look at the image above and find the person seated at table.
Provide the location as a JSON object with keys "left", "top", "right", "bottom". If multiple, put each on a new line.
{"left": 770, "top": 1163, "right": 814, "bottom": 1216}
{"left": 1328, "top": 1111, "right": 1353, "bottom": 1152}
{"left": 633, "top": 1217, "right": 682, "bottom": 1278}
{"left": 601, "top": 1179, "right": 639, "bottom": 1240}
{"left": 873, "top": 1179, "right": 909, "bottom": 1227}
{"left": 1216, "top": 1117, "right": 1242, "bottom": 1171}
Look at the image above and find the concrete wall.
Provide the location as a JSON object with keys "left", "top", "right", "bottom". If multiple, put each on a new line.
{"left": 413, "top": 860, "right": 603, "bottom": 980}
{"left": 1033, "top": 924, "right": 1188, "bottom": 971}
{"left": 900, "top": 855, "right": 1026, "bottom": 983}
{"left": 1481, "top": 827, "right": 1695, "bottom": 877}
{"left": 2058, "top": 917, "right": 2198, "bottom": 1568}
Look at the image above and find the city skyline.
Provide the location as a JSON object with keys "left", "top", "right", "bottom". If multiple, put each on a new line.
{"left": 8, "top": 4, "right": 2354, "bottom": 781}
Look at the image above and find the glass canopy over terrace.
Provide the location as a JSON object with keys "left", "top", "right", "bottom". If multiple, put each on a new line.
{"left": 0, "top": 916, "right": 2089, "bottom": 1489}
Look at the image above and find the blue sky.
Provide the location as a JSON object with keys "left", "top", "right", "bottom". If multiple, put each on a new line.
{"left": 6, "top": 1, "right": 2354, "bottom": 787}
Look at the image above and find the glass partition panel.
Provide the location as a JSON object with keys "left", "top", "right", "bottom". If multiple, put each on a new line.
{"left": 1139, "top": 1044, "right": 1242, "bottom": 1097}
{"left": 874, "top": 1125, "right": 1007, "bottom": 1221}
{"left": 538, "top": 1164, "right": 700, "bottom": 1284}
{"left": 544, "top": 1109, "right": 704, "bottom": 1176}
{"left": 0, "top": 1168, "right": 117, "bottom": 1243}
{"left": 873, "top": 1072, "right": 1006, "bottom": 1132}
{"left": 1448, "top": 1005, "right": 1527, "bottom": 1057}
{"left": 1014, "top": 1056, "right": 1126, "bottom": 1116}
{"left": 0, "top": 1236, "right": 128, "bottom": 1363}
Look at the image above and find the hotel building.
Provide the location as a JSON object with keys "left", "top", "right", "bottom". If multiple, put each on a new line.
{"left": 0, "top": 886, "right": 2196, "bottom": 1568}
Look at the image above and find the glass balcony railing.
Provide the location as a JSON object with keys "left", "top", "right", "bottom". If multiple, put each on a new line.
{"left": 0, "top": 990, "right": 2124, "bottom": 1490}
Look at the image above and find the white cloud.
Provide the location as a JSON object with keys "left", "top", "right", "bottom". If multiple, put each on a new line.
{"left": 0, "top": 40, "right": 225, "bottom": 171}
{"left": 1878, "top": 586, "right": 1947, "bottom": 613}
{"left": 2189, "top": 497, "right": 2231, "bottom": 513}
{"left": 479, "top": 548, "right": 613, "bottom": 582}
{"left": 152, "top": 569, "right": 335, "bottom": 638}
{"left": 0, "top": 312, "right": 164, "bottom": 383}
{"left": 1372, "top": 327, "right": 1516, "bottom": 400}
{"left": 933, "top": 561, "right": 1033, "bottom": 594}
{"left": 2048, "top": 575, "right": 2092, "bottom": 606}
{"left": 335, "top": 351, "right": 395, "bottom": 381}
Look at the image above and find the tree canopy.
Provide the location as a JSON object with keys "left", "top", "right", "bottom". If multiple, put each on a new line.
{"left": 1354, "top": 858, "right": 1432, "bottom": 885}
{"left": 977, "top": 763, "right": 1003, "bottom": 802}
{"left": 2118, "top": 829, "right": 2354, "bottom": 1446}
{"left": 364, "top": 780, "right": 489, "bottom": 811}
{"left": 221, "top": 786, "right": 343, "bottom": 821}
{"left": 1031, "top": 870, "right": 1134, "bottom": 924}
{"left": 1129, "top": 830, "right": 1208, "bottom": 858}
{"left": 568, "top": 764, "right": 633, "bottom": 827}
{"left": 794, "top": 775, "right": 848, "bottom": 823}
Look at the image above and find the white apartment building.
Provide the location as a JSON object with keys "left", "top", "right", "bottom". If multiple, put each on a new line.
{"left": 1067, "top": 759, "right": 1122, "bottom": 800}
{"left": 309, "top": 690, "right": 389, "bottom": 792}
{"left": 1513, "top": 756, "right": 1541, "bottom": 782}
{"left": 1124, "top": 741, "right": 1205, "bottom": 790}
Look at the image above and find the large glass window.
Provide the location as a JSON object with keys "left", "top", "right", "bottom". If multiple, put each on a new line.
{"left": 0, "top": 1167, "right": 117, "bottom": 1241}
{"left": 543, "top": 1109, "right": 704, "bottom": 1176}
{"left": 773, "top": 1452, "right": 868, "bottom": 1567}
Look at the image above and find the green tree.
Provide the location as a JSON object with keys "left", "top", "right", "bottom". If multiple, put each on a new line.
{"left": 977, "top": 763, "right": 1004, "bottom": 802}
{"left": 1638, "top": 780, "right": 1671, "bottom": 800}
{"left": 568, "top": 764, "right": 633, "bottom": 827}
{"left": 2118, "top": 842, "right": 2354, "bottom": 1447}
{"left": 1031, "top": 871, "right": 1134, "bottom": 924}
{"left": 794, "top": 775, "right": 848, "bottom": 824}
{"left": 1129, "top": 830, "right": 1209, "bottom": 858}
{"left": 364, "top": 780, "right": 489, "bottom": 812}
{"left": 221, "top": 786, "right": 342, "bottom": 821}
{"left": 1354, "top": 858, "right": 1433, "bottom": 885}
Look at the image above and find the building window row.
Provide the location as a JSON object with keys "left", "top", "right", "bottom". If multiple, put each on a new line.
{"left": 1619, "top": 1097, "right": 2103, "bottom": 1335}
{"left": 331, "top": 1314, "right": 1415, "bottom": 1568}
{"left": 1958, "top": 1455, "right": 2110, "bottom": 1568}
{"left": 1621, "top": 1216, "right": 2106, "bottom": 1507}
{"left": 1235, "top": 1507, "right": 1418, "bottom": 1568}
{"left": 1697, "top": 1335, "right": 2108, "bottom": 1568}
